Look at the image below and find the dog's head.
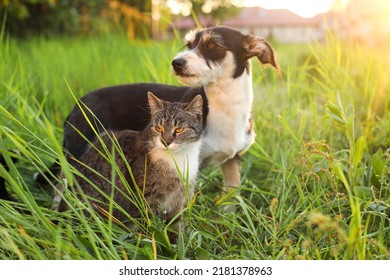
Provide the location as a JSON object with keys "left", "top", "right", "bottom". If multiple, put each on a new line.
{"left": 172, "top": 26, "right": 280, "bottom": 86}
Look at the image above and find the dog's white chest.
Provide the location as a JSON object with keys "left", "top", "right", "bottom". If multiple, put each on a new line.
{"left": 200, "top": 76, "right": 256, "bottom": 166}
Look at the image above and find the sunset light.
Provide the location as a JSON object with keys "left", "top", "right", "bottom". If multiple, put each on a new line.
{"left": 1, "top": 0, "right": 390, "bottom": 265}
{"left": 242, "top": 0, "right": 335, "bottom": 17}
{"left": 167, "top": 0, "right": 352, "bottom": 18}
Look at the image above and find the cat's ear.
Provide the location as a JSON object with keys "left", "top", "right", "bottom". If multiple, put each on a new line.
{"left": 147, "top": 92, "right": 164, "bottom": 114}
{"left": 185, "top": 95, "right": 203, "bottom": 116}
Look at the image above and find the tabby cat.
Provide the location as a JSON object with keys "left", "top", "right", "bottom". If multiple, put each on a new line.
{"left": 67, "top": 92, "right": 203, "bottom": 226}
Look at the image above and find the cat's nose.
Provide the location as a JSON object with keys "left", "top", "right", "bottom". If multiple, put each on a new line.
{"left": 161, "top": 135, "right": 173, "bottom": 147}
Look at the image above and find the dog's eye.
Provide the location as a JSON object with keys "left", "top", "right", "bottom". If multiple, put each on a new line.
{"left": 175, "top": 127, "right": 185, "bottom": 134}
{"left": 155, "top": 126, "right": 164, "bottom": 133}
{"left": 207, "top": 42, "right": 216, "bottom": 49}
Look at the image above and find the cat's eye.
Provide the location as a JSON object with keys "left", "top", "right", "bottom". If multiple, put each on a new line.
{"left": 175, "top": 127, "right": 185, "bottom": 133}
{"left": 155, "top": 126, "right": 164, "bottom": 133}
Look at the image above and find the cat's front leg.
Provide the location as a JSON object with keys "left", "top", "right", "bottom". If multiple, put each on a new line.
{"left": 152, "top": 204, "right": 182, "bottom": 244}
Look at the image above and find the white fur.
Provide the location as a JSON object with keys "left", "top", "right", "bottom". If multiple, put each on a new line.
{"left": 200, "top": 54, "right": 256, "bottom": 166}
{"left": 150, "top": 140, "right": 202, "bottom": 187}
{"left": 149, "top": 140, "right": 200, "bottom": 215}
{"left": 184, "top": 30, "right": 197, "bottom": 42}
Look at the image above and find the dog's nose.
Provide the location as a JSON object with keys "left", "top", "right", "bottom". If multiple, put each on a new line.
{"left": 172, "top": 58, "right": 186, "bottom": 70}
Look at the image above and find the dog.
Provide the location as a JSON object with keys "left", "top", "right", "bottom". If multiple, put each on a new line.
{"left": 35, "top": 26, "right": 280, "bottom": 193}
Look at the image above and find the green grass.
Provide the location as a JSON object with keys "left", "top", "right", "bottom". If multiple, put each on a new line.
{"left": 0, "top": 30, "right": 389, "bottom": 260}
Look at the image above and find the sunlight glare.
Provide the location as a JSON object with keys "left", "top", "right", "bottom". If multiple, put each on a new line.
{"left": 167, "top": 0, "right": 337, "bottom": 18}
{"left": 243, "top": 0, "right": 334, "bottom": 17}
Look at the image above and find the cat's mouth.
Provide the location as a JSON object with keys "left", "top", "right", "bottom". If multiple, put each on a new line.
{"left": 159, "top": 141, "right": 181, "bottom": 152}
{"left": 164, "top": 143, "right": 180, "bottom": 151}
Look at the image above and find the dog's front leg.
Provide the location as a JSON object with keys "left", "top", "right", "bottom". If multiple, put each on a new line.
{"left": 220, "top": 154, "right": 241, "bottom": 213}
{"left": 220, "top": 154, "right": 241, "bottom": 190}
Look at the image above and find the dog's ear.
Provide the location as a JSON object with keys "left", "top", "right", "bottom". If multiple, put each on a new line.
{"left": 244, "top": 35, "right": 281, "bottom": 77}
{"left": 147, "top": 92, "right": 164, "bottom": 114}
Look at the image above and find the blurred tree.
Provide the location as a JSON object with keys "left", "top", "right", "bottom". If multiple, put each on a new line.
{"left": 174, "top": 0, "right": 242, "bottom": 21}
{"left": 104, "top": 0, "right": 152, "bottom": 40}
{"left": 1, "top": 0, "right": 101, "bottom": 37}
{"left": 0, "top": 0, "right": 152, "bottom": 38}
{"left": 0, "top": 0, "right": 242, "bottom": 38}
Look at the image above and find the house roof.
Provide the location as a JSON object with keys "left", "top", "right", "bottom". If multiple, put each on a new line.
{"left": 171, "top": 7, "right": 324, "bottom": 30}
{"left": 223, "top": 7, "right": 319, "bottom": 28}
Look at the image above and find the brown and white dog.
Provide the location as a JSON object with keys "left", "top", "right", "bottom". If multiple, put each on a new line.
{"left": 171, "top": 26, "right": 280, "bottom": 187}
{"left": 34, "top": 26, "right": 280, "bottom": 194}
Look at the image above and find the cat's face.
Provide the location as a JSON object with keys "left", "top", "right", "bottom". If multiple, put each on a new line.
{"left": 147, "top": 92, "right": 203, "bottom": 152}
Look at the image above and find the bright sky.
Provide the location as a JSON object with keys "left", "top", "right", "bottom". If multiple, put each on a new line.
{"left": 167, "top": 0, "right": 350, "bottom": 18}
{"left": 242, "top": 0, "right": 335, "bottom": 18}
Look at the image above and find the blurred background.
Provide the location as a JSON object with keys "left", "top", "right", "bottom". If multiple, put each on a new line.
{"left": 1, "top": 0, "right": 390, "bottom": 45}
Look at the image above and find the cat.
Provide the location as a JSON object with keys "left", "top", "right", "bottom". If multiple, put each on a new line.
{"left": 63, "top": 92, "right": 203, "bottom": 228}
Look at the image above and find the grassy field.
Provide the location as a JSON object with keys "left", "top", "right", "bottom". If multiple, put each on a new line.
{"left": 0, "top": 29, "right": 389, "bottom": 260}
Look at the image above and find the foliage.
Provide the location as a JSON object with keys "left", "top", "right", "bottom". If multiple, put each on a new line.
{"left": 1, "top": 0, "right": 243, "bottom": 38}
{"left": 183, "top": 0, "right": 242, "bottom": 20}
{"left": 0, "top": 0, "right": 152, "bottom": 38}
{"left": 0, "top": 28, "right": 389, "bottom": 259}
